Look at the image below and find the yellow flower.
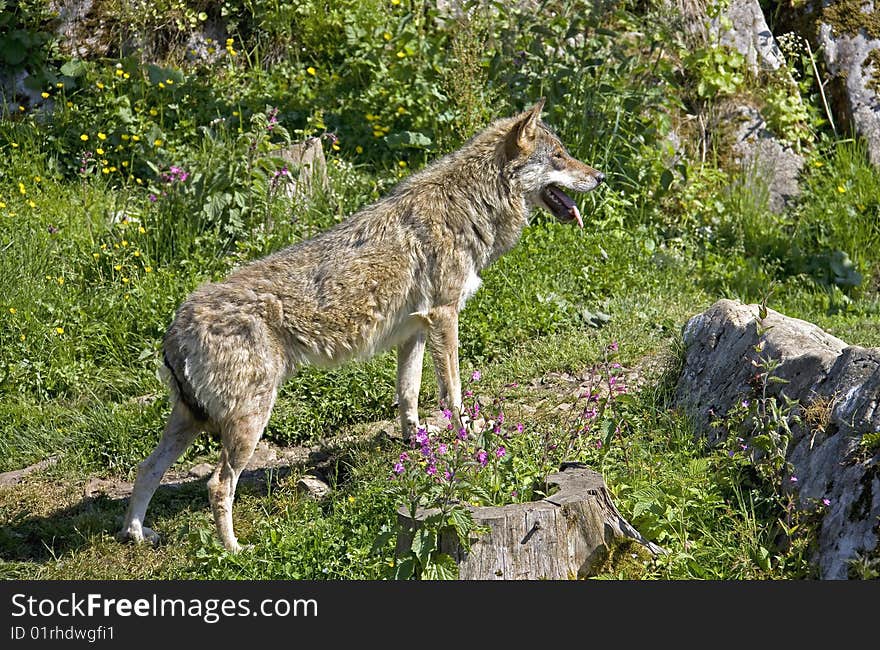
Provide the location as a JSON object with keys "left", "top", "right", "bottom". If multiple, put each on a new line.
{"left": 837, "top": 185, "right": 846, "bottom": 193}
{"left": 98, "top": 132, "right": 106, "bottom": 140}
{"left": 391, "top": 0, "right": 401, "bottom": 5}
{"left": 133, "top": 250, "right": 140, "bottom": 257}
{"left": 93, "top": 253, "right": 100, "bottom": 259}
{"left": 102, "top": 167, "right": 110, "bottom": 174}
{"left": 100, "top": 243, "right": 107, "bottom": 250}
{"left": 56, "top": 277, "right": 64, "bottom": 285}
{"left": 145, "top": 266, "right": 153, "bottom": 273}
{"left": 121, "top": 240, "right": 128, "bottom": 247}
{"left": 0, "top": 201, "right": 6, "bottom": 208}
{"left": 122, "top": 161, "right": 128, "bottom": 167}
{"left": 121, "top": 134, "right": 130, "bottom": 140}
{"left": 66, "top": 101, "right": 72, "bottom": 108}
{"left": 96, "top": 148, "right": 104, "bottom": 155}
{"left": 114, "top": 264, "right": 122, "bottom": 271}
{"left": 348, "top": 495, "right": 355, "bottom": 503}
{"left": 135, "top": 178, "right": 142, "bottom": 185}
{"left": 96, "top": 82, "right": 104, "bottom": 89}
{"left": 55, "top": 327, "right": 64, "bottom": 335}
{"left": 158, "top": 82, "right": 165, "bottom": 89}
{"left": 332, "top": 142, "right": 340, "bottom": 151}
{"left": 165, "top": 79, "right": 173, "bottom": 85}
{"left": 383, "top": 32, "right": 392, "bottom": 41}
{"left": 153, "top": 139, "right": 162, "bottom": 146}
{"left": 20, "top": 334, "right": 25, "bottom": 341}
{"left": 80, "top": 134, "right": 89, "bottom": 141}
{"left": 149, "top": 109, "right": 158, "bottom": 116}
{"left": 34, "top": 176, "right": 41, "bottom": 182}
{"left": 10, "top": 143, "right": 17, "bottom": 148}
{"left": 28, "top": 200, "right": 36, "bottom": 208}
{"left": 355, "top": 145, "right": 363, "bottom": 154}
{"left": 8, "top": 307, "right": 16, "bottom": 315}
{"left": 56, "top": 82, "right": 63, "bottom": 88}
{"left": 110, "top": 166, "right": 117, "bottom": 172}
{"left": 373, "top": 130, "right": 383, "bottom": 138}
{"left": 307, "top": 66, "right": 317, "bottom": 76}
{"left": 19, "top": 183, "right": 26, "bottom": 195}
{"left": 226, "top": 38, "right": 234, "bottom": 46}
{"left": 41, "top": 92, "right": 49, "bottom": 99}
{"left": 123, "top": 73, "right": 130, "bottom": 79}
{"left": 138, "top": 226, "right": 146, "bottom": 234}
{"left": 116, "top": 69, "right": 123, "bottom": 76}
{"left": 122, "top": 277, "right": 129, "bottom": 284}
{"left": 232, "top": 110, "right": 239, "bottom": 117}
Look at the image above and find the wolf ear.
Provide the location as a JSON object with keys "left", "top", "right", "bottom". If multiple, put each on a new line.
{"left": 506, "top": 98, "right": 545, "bottom": 158}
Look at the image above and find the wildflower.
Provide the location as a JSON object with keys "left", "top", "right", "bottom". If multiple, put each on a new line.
{"left": 393, "top": 462, "right": 405, "bottom": 475}
{"left": 837, "top": 185, "right": 846, "bottom": 193}
{"left": 391, "top": 0, "right": 401, "bottom": 5}
{"left": 609, "top": 341, "right": 619, "bottom": 352}
{"left": 138, "top": 226, "right": 146, "bottom": 234}
{"left": 515, "top": 422, "right": 524, "bottom": 433}
{"left": 396, "top": 106, "right": 406, "bottom": 115}
{"left": 396, "top": 51, "right": 405, "bottom": 58}
{"left": 398, "top": 160, "right": 406, "bottom": 168}
{"left": 56, "top": 277, "right": 64, "bottom": 285}
{"left": 122, "top": 277, "right": 129, "bottom": 284}
{"left": 133, "top": 250, "right": 140, "bottom": 257}
{"left": 123, "top": 72, "right": 130, "bottom": 79}
{"left": 131, "top": 135, "right": 140, "bottom": 142}
{"left": 80, "top": 134, "right": 89, "bottom": 141}
{"left": 153, "top": 139, "right": 162, "bottom": 146}
{"left": 471, "top": 370, "right": 481, "bottom": 381}
{"left": 355, "top": 145, "right": 363, "bottom": 154}
{"left": 741, "top": 399, "right": 750, "bottom": 408}
{"left": 56, "top": 82, "right": 63, "bottom": 88}
{"left": 790, "top": 476, "right": 798, "bottom": 483}
{"left": 9, "top": 143, "right": 17, "bottom": 148}
{"left": 8, "top": 308, "right": 16, "bottom": 315}
{"left": 158, "top": 82, "right": 165, "bottom": 89}
{"left": 348, "top": 495, "right": 355, "bottom": 503}
{"left": 307, "top": 66, "right": 317, "bottom": 76}
{"left": 444, "top": 470, "right": 453, "bottom": 481}
{"left": 96, "top": 82, "right": 104, "bottom": 89}
{"left": 437, "top": 443, "right": 448, "bottom": 455}
{"left": 0, "top": 202, "right": 5, "bottom": 208}
{"left": 93, "top": 253, "right": 100, "bottom": 259}
{"left": 145, "top": 266, "right": 153, "bottom": 273}
{"left": 148, "top": 194, "right": 157, "bottom": 203}
{"left": 98, "top": 132, "right": 107, "bottom": 140}
{"left": 114, "top": 264, "right": 122, "bottom": 271}
{"left": 96, "top": 148, "right": 104, "bottom": 156}
{"left": 822, "top": 498, "right": 831, "bottom": 506}
{"left": 414, "top": 428, "right": 429, "bottom": 446}
{"left": 495, "top": 446, "right": 506, "bottom": 459}
{"left": 102, "top": 167, "right": 109, "bottom": 174}
{"left": 477, "top": 450, "right": 489, "bottom": 467}
{"left": 383, "top": 32, "right": 392, "bottom": 41}
{"left": 18, "top": 183, "right": 25, "bottom": 195}
{"left": 165, "top": 79, "right": 173, "bottom": 85}
{"left": 426, "top": 464, "right": 437, "bottom": 476}
{"left": 55, "top": 327, "right": 65, "bottom": 334}
{"left": 41, "top": 92, "right": 49, "bottom": 99}
{"left": 399, "top": 452, "right": 409, "bottom": 462}
{"left": 458, "top": 428, "right": 467, "bottom": 441}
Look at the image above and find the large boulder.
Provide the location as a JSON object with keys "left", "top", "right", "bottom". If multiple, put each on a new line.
{"left": 676, "top": 299, "right": 880, "bottom": 579}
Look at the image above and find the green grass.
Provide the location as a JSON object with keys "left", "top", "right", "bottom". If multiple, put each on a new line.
{"left": 1, "top": 0, "right": 878, "bottom": 580}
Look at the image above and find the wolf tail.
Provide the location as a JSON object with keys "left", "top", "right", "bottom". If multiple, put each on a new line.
{"left": 161, "top": 351, "right": 210, "bottom": 422}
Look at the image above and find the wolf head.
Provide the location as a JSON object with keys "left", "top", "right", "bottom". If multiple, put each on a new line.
{"left": 504, "top": 98, "right": 604, "bottom": 228}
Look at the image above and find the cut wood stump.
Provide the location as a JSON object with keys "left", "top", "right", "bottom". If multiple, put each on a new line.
{"left": 397, "top": 464, "right": 663, "bottom": 579}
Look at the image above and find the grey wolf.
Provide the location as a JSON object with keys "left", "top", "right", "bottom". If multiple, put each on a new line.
{"left": 118, "top": 99, "right": 605, "bottom": 552}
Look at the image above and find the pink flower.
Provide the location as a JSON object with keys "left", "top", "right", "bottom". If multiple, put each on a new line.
{"left": 515, "top": 423, "right": 524, "bottom": 433}
{"left": 437, "top": 443, "right": 448, "bottom": 455}
{"left": 790, "top": 476, "right": 798, "bottom": 483}
{"left": 471, "top": 370, "right": 481, "bottom": 381}
{"left": 426, "top": 464, "right": 437, "bottom": 476}
{"left": 392, "top": 463, "right": 404, "bottom": 475}
{"left": 495, "top": 446, "right": 506, "bottom": 459}
{"left": 477, "top": 450, "right": 488, "bottom": 467}
{"left": 822, "top": 498, "right": 831, "bottom": 506}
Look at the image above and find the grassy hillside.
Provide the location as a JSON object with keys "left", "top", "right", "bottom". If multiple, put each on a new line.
{"left": 1, "top": 0, "right": 877, "bottom": 579}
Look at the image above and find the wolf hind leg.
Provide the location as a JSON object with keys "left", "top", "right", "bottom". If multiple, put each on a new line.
{"left": 118, "top": 401, "right": 202, "bottom": 545}
{"left": 207, "top": 402, "right": 273, "bottom": 553}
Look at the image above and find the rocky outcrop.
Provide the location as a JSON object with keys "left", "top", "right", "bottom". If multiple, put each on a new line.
{"left": 676, "top": 299, "right": 880, "bottom": 579}
{"left": 816, "top": 1, "right": 880, "bottom": 166}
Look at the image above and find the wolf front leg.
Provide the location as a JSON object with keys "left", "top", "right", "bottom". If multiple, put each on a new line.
{"left": 427, "top": 304, "right": 463, "bottom": 430}
{"left": 396, "top": 331, "right": 426, "bottom": 442}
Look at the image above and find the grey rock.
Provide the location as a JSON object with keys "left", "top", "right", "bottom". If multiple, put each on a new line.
{"left": 188, "top": 463, "right": 215, "bottom": 479}
{"left": 709, "top": 0, "right": 786, "bottom": 72}
{"left": 296, "top": 475, "right": 331, "bottom": 500}
{"left": 724, "top": 105, "right": 805, "bottom": 212}
{"left": 817, "top": 15, "right": 880, "bottom": 167}
{"left": 676, "top": 299, "right": 880, "bottom": 578}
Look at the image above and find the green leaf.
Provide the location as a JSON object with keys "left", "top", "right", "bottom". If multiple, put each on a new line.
{"left": 411, "top": 528, "right": 436, "bottom": 567}
{"left": 393, "top": 555, "right": 416, "bottom": 580}
{"left": 60, "top": 59, "right": 87, "bottom": 77}
{"left": 385, "top": 130, "right": 432, "bottom": 149}
{"left": 421, "top": 553, "right": 458, "bottom": 580}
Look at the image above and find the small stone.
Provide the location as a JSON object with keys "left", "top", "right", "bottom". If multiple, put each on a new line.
{"left": 296, "top": 475, "right": 331, "bottom": 500}
{"left": 188, "top": 463, "right": 214, "bottom": 479}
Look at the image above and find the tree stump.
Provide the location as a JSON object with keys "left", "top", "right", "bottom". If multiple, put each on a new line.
{"left": 397, "top": 464, "right": 663, "bottom": 580}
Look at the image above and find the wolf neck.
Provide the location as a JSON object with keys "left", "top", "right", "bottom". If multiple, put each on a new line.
{"left": 403, "top": 118, "right": 531, "bottom": 270}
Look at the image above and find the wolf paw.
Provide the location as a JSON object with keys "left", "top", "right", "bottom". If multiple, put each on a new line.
{"left": 117, "top": 526, "right": 160, "bottom": 547}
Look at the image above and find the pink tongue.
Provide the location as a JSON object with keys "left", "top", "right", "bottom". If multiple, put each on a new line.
{"left": 547, "top": 186, "right": 583, "bottom": 228}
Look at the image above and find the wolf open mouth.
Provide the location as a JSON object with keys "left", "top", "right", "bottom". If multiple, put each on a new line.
{"left": 541, "top": 185, "right": 583, "bottom": 228}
